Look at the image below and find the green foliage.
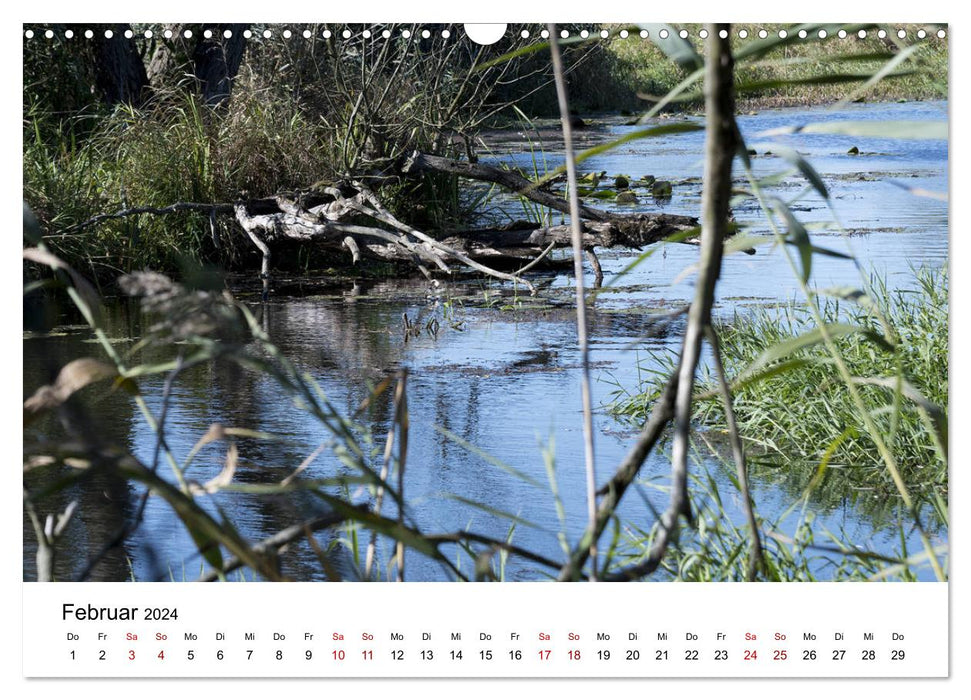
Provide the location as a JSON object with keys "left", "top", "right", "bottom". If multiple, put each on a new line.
{"left": 587, "top": 23, "right": 947, "bottom": 112}
{"left": 23, "top": 34, "right": 107, "bottom": 136}
{"left": 25, "top": 73, "right": 336, "bottom": 276}
{"left": 614, "top": 267, "right": 948, "bottom": 506}
{"left": 614, "top": 461, "right": 938, "bottom": 582}
{"left": 23, "top": 26, "right": 545, "bottom": 278}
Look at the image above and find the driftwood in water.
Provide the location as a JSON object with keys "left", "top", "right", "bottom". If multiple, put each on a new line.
{"left": 233, "top": 186, "right": 543, "bottom": 295}
{"left": 234, "top": 195, "right": 698, "bottom": 265}
{"left": 402, "top": 151, "right": 701, "bottom": 238}
{"left": 436, "top": 216, "right": 699, "bottom": 259}
{"left": 231, "top": 181, "right": 701, "bottom": 295}
{"left": 401, "top": 151, "right": 616, "bottom": 222}
{"left": 60, "top": 149, "right": 708, "bottom": 294}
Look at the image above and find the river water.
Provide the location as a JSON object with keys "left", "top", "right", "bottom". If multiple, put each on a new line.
{"left": 23, "top": 101, "right": 948, "bottom": 582}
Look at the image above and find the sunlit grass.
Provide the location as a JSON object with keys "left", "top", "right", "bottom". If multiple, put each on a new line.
{"left": 613, "top": 266, "right": 947, "bottom": 511}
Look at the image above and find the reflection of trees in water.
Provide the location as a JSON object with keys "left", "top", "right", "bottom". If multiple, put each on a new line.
{"left": 587, "top": 308, "right": 683, "bottom": 346}
{"left": 23, "top": 288, "right": 709, "bottom": 580}
{"left": 156, "top": 296, "right": 408, "bottom": 580}
{"left": 254, "top": 297, "right": 404, "bottom": 579}
{"left": 24, "top": 300, "right": 139, "bottom": 581}
{"left": 267, "top": 298, "right": 403, "bottom": 383}
{"left": 462, "top": 378, "right": 482, "bottom": 446}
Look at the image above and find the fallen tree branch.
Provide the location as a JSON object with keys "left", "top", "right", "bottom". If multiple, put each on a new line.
{"left": 234, "top": 204, "right": 273, "bottom": 300}
{"left": 436, "top": 216, "right": 698, "bottom": 258}
{"left": 57, "top": 202, "right": 234, "bottom": 236}
{"left": 50, "top": 158, "right": 705, "bottom": 292}
{"left": 234, "top": 190, "right": 536, "bottom": 293}
{"left": 347, "top": 181, "right": 538, "bottom": 291}
{"left": 403, "top": 150, "right": 705, "bottom": 234}
{"left": 57, "top": 195, "right": 699, "bottom": 276}
{"left": 403, "top": 150, "right": 612, "bottom": 221}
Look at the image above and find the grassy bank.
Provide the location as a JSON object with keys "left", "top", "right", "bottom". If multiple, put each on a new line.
{"left": 25, "top": 74, "right": 337, "bottom": 278}
{"left": 613, "top": 266, "right": 948, "bottom": 509}
{"left": 24, "top": 23, "right": 948, "bottom": 282}
{"left": 562, "top": 23, "right": 947, "bottom": 114}
{"left": 23, "top": 28, "right": 514, "bottom": 280}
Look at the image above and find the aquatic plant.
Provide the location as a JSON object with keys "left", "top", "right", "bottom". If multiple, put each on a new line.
{"left": 23, "top": 22, "right": 948, "bottom": 583}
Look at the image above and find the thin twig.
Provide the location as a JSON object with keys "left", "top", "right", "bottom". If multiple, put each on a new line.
{"left": 76, "top": 354, "right": 188, "bottom": 581}
{"left": 550, "top": 23, "right": 599, "bottom": 581}
{"left": 57, "top": 202, "right": 234, "bottom": 236}
{"left": 395, "top": 370, "right": 408, "bottom": 582}
{"left": 426, "top": 531, "right": 567, "bottom": 574}
{"left": 558, "top": 358, "right": 681, "bottom": 581}
{"left": 24, "top": 490, "right": 78, "bottom": 582}
{"left": 606, "top": 24, "right": 737, "bottom": 582}
{"left": 197, "top": 512, "right": 347, "bottom": 581}
{"left": 705, "top": 324, "right": 764, "bottom": 581}
{"left": 281, "top": 441, "right": 329, "bottom": 486}
{"left": 513, "top": 241, "right": 557, "bottom": 276}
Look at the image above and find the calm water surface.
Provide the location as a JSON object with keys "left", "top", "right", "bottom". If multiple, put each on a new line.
{"left": 23, "top": 101, "right": 948, "bottom": 582}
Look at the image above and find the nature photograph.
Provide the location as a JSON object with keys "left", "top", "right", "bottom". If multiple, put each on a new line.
{"left": 22, "top": 22, "right": 948, "bottom": 583}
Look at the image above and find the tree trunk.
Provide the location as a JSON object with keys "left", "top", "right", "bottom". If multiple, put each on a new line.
{"left": 92, "top": 24, "right": 148, "bottom": 106}
{"left": 145, "top": 24, "right": 188, "bottom": 87}
{"left": 193, "top": 25, "right": 249, "bottom": 106}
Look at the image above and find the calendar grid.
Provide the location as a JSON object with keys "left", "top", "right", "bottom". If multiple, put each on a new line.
{"left": 23, "top": 583, "right": 948, "bottom": 678}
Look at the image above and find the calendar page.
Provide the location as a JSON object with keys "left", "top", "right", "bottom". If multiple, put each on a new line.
{"left": 19, "top": 5, "right": 954, "bottom": 692}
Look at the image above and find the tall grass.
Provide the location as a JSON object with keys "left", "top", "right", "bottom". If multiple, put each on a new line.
{"left": 24, "top": 73, "right": 338, "bottom": 276}
{"left": 613, "top": 456, "right": 940, "bottom": 582}
{"left": 613, "top": 266, "right": 948, "bottom": 513}
{"left": 24, "top": 23, "right": 949, "bottom": 583}
{"left": 24, "top": 27, "right": 548, "bottom": 279}
{"left": 585, "top": 23, "right": 947, "bottom": 113}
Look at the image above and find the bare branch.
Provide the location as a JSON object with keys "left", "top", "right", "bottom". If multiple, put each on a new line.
{"left": 605, "top": 23, "right": 738, "bottom": 582}
{"left": 197, "top": 512, "right": 347, "bottom": 582}
{"left": 706, "top": 324, "right": 764, "bottom": 581}
{"left": 549, "top": 23, "right": 599, "bottom": 581}
{"left": 559, "top": 358, "right": 681, "bottom": 581}
{"left": 58, "top": 202, "right": 234, "bottom": 236}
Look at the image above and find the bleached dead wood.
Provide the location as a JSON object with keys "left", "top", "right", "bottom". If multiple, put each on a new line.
{"left": 57, "top": 148, "right": 715, "bottom": 294}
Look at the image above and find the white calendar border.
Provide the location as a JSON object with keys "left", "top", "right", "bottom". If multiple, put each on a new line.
{"left": 5, "top": 0, "right": 962, "bottom": 696}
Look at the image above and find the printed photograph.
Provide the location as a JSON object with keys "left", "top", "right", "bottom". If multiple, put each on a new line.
{"left": 23, "top": 23, "right": 948, "bottom": 582}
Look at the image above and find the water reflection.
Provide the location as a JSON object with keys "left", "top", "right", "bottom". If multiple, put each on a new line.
{"left": 24, "top": 102, "right": 948, "bottom": 582}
